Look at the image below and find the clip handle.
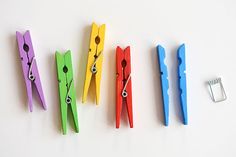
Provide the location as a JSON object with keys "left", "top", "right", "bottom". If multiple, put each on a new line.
{"left": 177, "top": 44, "right": 188, "bottom": 125}
{"left": 83, "top": 23, "right": 106, "bottom": 105}
{"left": 55, "top": 51, "right": 79, "bottom": 134}
{"left": 116, "top": 46, "right": 133, "bottom": 128}
{"left": 16, "top": 31, "right": 46, "bottom": 111}
{"left": 157, "top": 45, "right": 169, "bottom": 126}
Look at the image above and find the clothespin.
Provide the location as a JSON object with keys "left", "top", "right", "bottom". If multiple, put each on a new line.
{"left": 55, "top": 51, "right": 79, "bottom": 134}
{"left": 16, "top": 31, "right": 46, "bottom": 112}
{"left": 116, "top": 46, "right": 133, "bottom": 128}
{"left": 177, "top": 44, "right": 188, "bottom": 125}
{"left": 156, "top": 45, "right": 169, "bottom": 126}
{"left": 82, "top": 23, "right": 106, "bottom": 105}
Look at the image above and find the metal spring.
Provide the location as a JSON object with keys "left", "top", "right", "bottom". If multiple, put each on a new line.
{"left": 208, "top": 78, "right": 221, "bottom": 85}
{"left": 208, "top": 77, "right": 227, "bottom": 103}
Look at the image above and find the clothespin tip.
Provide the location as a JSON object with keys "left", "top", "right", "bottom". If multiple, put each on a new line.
{"left": 183, "top": 118, "right": 188, "bottom": 125}
{"left": 164, "top": 117, "right": 169, "bottom": 126}
{"left": 178, "top": 43, "right": 185, "bottom": 51}
{"left": 157, "top": 44, "right": 164, "bottom": 50}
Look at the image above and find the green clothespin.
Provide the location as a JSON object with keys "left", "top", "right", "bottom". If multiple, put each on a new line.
{"left": 55, "top": 50, "right": 79, "bottom": 134}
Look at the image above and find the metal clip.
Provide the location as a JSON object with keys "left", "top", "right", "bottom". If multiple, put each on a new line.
{"left": 28, "top": 57, "right": 35, "bottom": 81}
{"left": 90, "top": 52, "right": 102, "bottom": 74}
{"left": 65, "top": 79, "right": 73, "bottom": 104}
{"left": 208, "top": 77, "right": 227, "bottom": 102}
{"left": 122, "top": 74, "right": 131, "bottom": 98}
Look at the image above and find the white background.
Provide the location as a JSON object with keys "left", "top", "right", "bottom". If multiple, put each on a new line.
{"left": 0, "top": 0, "right": 236, "bottom": 156}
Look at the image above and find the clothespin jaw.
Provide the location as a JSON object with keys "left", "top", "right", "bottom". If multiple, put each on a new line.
{"left": 55, "top": 51, "right": 79, "bottom": 134}
{"left": 116, "top": 46, "right": 133, "bottom": 128}
{"left": 177, "top": 44, "right": 188, "bottom": 125}
{"left": 82, "top": 23, "right": 106, "bottom": 105}
{"left": 156, "top": 45, "right": 169, "bottom": 126}
{"left": 16, "top": 30, "right": 46, "bottom": 112}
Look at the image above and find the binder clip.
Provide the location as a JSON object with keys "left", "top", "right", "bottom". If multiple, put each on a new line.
{"left": 156, "top": 44, "right": 187, "bottom": 125}
{"left": 177, "top": 44, "right": 188, "bottom": 125}
{"left": 82, "top": 23, "right": 106, "bottom": 105}
{"left": 55, "top": 51, "right": 79, "bottom": 134}
{"left": 208, "top": 78, "right": 227, "bottom": 102}
{"left": 16, "top": 31, "right": 46, "bottom": 112}
{"left": 156, "top": 45, "right": 169, "bottom": 126}
{"left": 116, "top": 46, "right": 133, "bottom": 128}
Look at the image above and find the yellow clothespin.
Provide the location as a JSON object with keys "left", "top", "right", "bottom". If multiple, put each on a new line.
{"left": 82, "top": 23, "right": 106, "bottom": 105}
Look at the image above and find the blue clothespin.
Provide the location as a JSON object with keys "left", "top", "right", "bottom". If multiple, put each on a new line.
{"left": 177, "top": 44, "right": 188, "bottom": 125}
{"left": 156, "top": 45, "right": 169, "bottom": 126}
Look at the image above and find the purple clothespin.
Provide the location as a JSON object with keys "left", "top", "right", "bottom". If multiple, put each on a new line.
{"left": 16, "top": 30, "right": 46, "bottom": 112}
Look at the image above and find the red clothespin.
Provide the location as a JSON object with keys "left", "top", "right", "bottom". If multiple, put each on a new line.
{"left": 116, "top": 46, "right": 133, "bottom": 128}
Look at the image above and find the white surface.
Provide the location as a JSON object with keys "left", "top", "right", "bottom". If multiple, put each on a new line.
{"left": 0, "top": 0, "right": 236, "bottom": 156}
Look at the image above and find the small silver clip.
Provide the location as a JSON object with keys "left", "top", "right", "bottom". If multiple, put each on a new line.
{"left": 122, "top": 74, "right": 131, "bottom": 98}
{"left": 208, "top": 77, "right": 227, "bottom": 102}
{"left": 65, "top": 79, "right": 73, "bottom": 104}
{"left": 28, "top": 57, "right": 35, "bottom": 81}
{"left": 91, "top": 52, "right": 102, "bottom": 74}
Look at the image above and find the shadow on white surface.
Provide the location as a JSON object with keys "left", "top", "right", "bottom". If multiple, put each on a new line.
{"left": 10, "top": 33, "right": 29, "bottom": 112}
{"left": 75, "top": 25, "right": 90, "bottom": 102}
{"left": 105, "top": 48, "right": 116, "bottom": 127}
{"left": 170, "top": 44, "right": 183, "bottom": 124}
{"left": 48, "top": 53, "right": 61, "bottom": 134}
{"left": 205, "top": 81, "right": 213, "bottom": 102}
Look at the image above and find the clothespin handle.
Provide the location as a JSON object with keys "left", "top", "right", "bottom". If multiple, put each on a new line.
{"left": 177, "top": 44, "right": 188, "bottom": 125}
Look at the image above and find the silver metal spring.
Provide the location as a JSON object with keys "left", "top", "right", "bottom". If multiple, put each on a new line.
{"left": 208, "top": 77, "right": 227, "bottom": 103}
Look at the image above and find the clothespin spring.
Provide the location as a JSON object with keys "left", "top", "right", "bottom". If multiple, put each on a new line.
{"left": 28, "top": 57, "right": 35, "bottom": 81}
{"left": 91, "top": 52, "right": 103, "bottom": 74}
{"left": 122, "top": 74, "right": 131, "bottom": 98}
{"left": 208, "top": 77, "right": 227, "bottom": 102}
{"left": 66, "top": 79, "right": 73, "bottom": 104}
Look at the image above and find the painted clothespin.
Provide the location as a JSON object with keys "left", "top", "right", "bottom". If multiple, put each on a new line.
{"left": 177, "top": 44, "right": 188, "bottom": 125}
{"left": 55, "top": 51, "right": 79, "bottom": 134}
{"left": 82, "top": 23, "right": 106, "bottom": 105}
{"left": 156, "top": 44, "right": 187, "bottom": 125}
{"left": 16, "top": 31, "right": 46, "bottom": 112}
{"left": 116, "top": 46, "right": 133, "bottom": 128}
{"left": 156, "top": 45, "right": 169, "bottom": 126}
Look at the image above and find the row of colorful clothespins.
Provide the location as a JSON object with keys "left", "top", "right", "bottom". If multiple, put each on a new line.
{"left": 16, "top": 22, "right": 187, "bottom": 135}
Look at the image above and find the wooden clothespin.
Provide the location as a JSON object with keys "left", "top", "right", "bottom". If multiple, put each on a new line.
{"left": 177, "top": 44, "right": 188, "bottom": 125}
{"left": 157, "top": 44, "right": 187, "bottom": 126}
{"left": 55, "top": 51, "right": 79, "bottom": 134}
{"left": 82, "top": 23, "right": 106, "bottom": 105}
{"left": 116, "top": 46, "right": 133, "bottom": 128}
{"left": 16, "top": 30, "right": 46, "bottom": 112}
{"left": 156, "top": 45, "right": 169, "bottom": 126}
